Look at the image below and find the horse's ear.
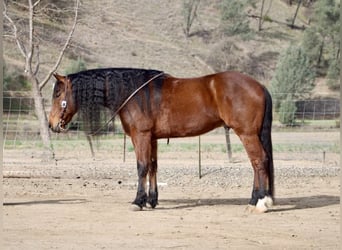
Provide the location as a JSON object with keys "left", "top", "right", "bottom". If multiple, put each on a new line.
{"left": 53, "top": 73, "right": 66, "bottom": 83}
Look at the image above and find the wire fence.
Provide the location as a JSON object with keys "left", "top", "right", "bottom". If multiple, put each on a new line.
{"left": 2, "top": 92, "right": 340, "bottom": 164}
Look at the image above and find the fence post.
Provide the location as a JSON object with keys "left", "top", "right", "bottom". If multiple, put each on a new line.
{"left": 123, "top": 133, "right": 126, "bottom": 162}
{"left": 224, "top": 126, "right": 232, "bottom": 162}
{"left": 198, "top": 136, "right": 201, "bottom": 179}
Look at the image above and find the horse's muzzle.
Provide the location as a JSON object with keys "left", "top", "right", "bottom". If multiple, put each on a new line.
{"left": 49, "top": 121, "right": 67, "bottom": 133}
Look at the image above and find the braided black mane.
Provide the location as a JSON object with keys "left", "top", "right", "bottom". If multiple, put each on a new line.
{"left": 68, "top": 68, "right": 164, "bottom": 133}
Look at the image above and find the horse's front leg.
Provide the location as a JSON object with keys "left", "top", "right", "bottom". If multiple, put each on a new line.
{"left": 131, "top": 132, "right": 151, "bottom": 211}
{"left": 147, "top": 139, "right": 158, "bottom": 208}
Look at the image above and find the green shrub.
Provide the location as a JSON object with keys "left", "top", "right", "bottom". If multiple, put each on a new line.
{"left": 326, "top": 57, "right": 340, "bottom": 90}
{"left": 64, "top": 57, "right": 87, "bottom": 75}
{"left": 278, "top": 97, "right": 297, "bottom": 125}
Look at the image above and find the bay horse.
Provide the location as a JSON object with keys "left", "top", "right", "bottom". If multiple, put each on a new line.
{"left": 48, "top": 68, "right": 274, "bottom": 213}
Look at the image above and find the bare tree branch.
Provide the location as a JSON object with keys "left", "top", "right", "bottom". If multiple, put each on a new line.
{"left": 26, "top": 0, "right": 35, "bottom": 73}
{"left": 3, "top": 1, "right": 27, "bottom": 58}
{"left": 33, "top": 0, "right": 41, "bottom": 8}
{"left": 3, "top": 0, "right": 79, "bottom": 156}
{"left": 291, "top": 0, "right": 302, "bottom": 28}
{"left": 33, "top": 44, "right": 40, "bottom": 75}
{"left": 39, "top": 0, "right": 80, "bottom": 90}
{"left": 258, "top": 0, "right": 265, "bottom": 31}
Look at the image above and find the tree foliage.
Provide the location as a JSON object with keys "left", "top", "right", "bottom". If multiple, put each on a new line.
{"left": 4, "top": 64, "right": 31, "bottom": 92}
{"left": 278, "top": 96, "right": 297, "bottom": 125}
{"left": 220, "top": 0, "right": 256, "bottom": 39}
{"left": 3, "top": 64, "right": 33, "bottom": 113}
{"left": 301, "top": 0, "right": 340, "bottom": 70}
{"left": 64, "top": 57, "right": 87, "bottom": 75}
{"left": 270, "top": 45, "right": 315, "bottom": 111}
{"left": 3, "top": 0, "right": 80, "bottom": 157}
{"left": 326, "top": 57, "right": 340, "bottom": 90}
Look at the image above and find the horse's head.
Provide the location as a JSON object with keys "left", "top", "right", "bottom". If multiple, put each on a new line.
{"left": 48, "top": 73, "right": 77, "bottom": 133}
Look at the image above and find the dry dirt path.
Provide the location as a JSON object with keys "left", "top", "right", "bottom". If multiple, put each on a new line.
{"left": 3, "top": 132, "right": 340, "bottom": 249}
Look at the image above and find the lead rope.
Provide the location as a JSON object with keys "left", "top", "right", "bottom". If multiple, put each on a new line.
{"left": 89, "top": 72, "right": 164, "bottom": 136}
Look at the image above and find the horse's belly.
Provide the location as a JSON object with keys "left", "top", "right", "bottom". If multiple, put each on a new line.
{"left": 154, "top": 112, "right": 223, "bottom": 138}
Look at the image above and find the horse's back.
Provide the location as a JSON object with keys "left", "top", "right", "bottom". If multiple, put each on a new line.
{"left": 164, "top": 71, "right": 266, "bottom": 113}
{"left": 146, "top": 71, "right": 266, "bottom": 137}
{"left": 166, "top": 71, "right": 264, "bottom": 93}
{"left": 210, "top": 71, "right": 265, "bottom": 94}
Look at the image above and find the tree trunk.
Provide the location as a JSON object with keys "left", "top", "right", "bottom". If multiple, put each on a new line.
{"left": 336, "top": 46, "right": 340, "bottom": 60}
{"left": 291, "top": 0, "right": 302, "bottom": 28}
{"left": 30, "top": 75, "right": 54, "bottom": 158}
{"left": 4, "top": 0, "right": 79, "bottom": 160}
{"left": 317, "top": 40, "right": 324, "bottom": 66}
{"left": 259, "top": 0, "right": 265, "bottom": 31}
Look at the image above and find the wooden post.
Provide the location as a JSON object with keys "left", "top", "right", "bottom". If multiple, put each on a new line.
{"left": 123, "top": 133, "right": 126, "bottom": 162}
{"left": 224, "top": 126, "right": 232, "bottom": 162}
{"left": 198, "top": 136, "right": 201, "bottom": 179}
{"left": 86, "top": 134, "right": 95, "bottom": 159}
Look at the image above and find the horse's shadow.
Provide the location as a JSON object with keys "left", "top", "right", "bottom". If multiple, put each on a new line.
{"left": 3, "top": 198, "right": 88, "bottom": 206}
{"left": 3, "top": 195, "right": 339, "bottom": 213}
{"left": 158, "top": 195, "right": 340, "bottom": 212}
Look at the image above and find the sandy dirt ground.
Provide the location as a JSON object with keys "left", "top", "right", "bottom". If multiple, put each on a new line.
{"left": 3, "top": 132, "right": 341, "bottom": 249}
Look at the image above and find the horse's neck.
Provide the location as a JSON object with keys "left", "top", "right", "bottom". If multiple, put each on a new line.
{"left": 72, "top": 80, "right": 121, "bottom": 111}
{"left": 103, "top": 81, "right": 132, "bottom": 112}
{"left": 72, "top": 69, "right": 159, "bottom": 112}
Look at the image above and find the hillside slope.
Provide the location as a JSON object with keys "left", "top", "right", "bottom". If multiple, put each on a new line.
{"left": 71, "top": 0, "right": 306, "bottom": 77}
{"left": 3, "top": 0, "right": 336, "bottom": 99}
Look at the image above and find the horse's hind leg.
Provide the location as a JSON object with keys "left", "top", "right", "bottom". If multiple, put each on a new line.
{"left": 239, "top": 134, "right": 273, "bottom": 213}
{"left": 147, "top": 139, "right": 158, "bottom": 208}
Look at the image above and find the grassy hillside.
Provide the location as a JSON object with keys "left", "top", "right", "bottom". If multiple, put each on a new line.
{"left": 3, "top": 0, "right": 337, "bottom": 100}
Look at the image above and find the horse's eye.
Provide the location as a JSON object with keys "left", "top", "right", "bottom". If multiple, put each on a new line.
{"left": 61, "top": 100, "right": 67, "bottom": 108}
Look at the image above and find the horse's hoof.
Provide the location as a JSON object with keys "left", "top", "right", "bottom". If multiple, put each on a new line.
{"left": 245, "top": 204, "right": 266, "bottom": 214}
{"left": 246, "top": 196, "right": 273, "bottom": 214}
{"left": 146, "top": 200, "right": 158, "bottom": 209}
{"left": 130, "top": 204, "right": 143, "bottom": 211}
{"left": 145, "top": 203, "right": 153, "bottom": 210}
{"left": 245, "top": 204, "right": 257, "bottom": 213}
{"left": 256, "top": 196, "right": 273, "bottom": 213}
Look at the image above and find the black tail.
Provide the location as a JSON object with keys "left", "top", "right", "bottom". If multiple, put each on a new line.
{"left": 260, "top": 87, "right": 274, "bottom": 198}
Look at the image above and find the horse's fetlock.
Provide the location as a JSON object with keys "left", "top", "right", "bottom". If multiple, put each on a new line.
{"left": 133, "top": 192, "right": 147, "bottom": 208}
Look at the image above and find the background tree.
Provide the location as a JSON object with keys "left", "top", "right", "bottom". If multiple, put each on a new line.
{"left": 3, "top": 62, "right": 32, "bottom": 113}
{"left": 64, "top": 57, "right": 87, "bottom": 75}
{"left": 301, "top": 0, "right": 340, "bottom": 70}
{"left": 257, "top": 0, "right": 274, "bottom": 31}
{"left": 182, "top": 0, "right": 201, "bottom": 37}
{"left": 326, "top": 57, "right": 340, "bottom": 90}
{"left": 220, "top": 0, "right": 256, "bottom": 39}
{"left": 270, "top": 45, "right": 315, "bottom": 124}
{"left": 278, "top": 95, "right": 297, "bottom": 125}
{"left": 301, "top": 28, "right": 322, "bottom": 64}
{"left": 290, "top": 0, "right": 302, "bottom": 28}
{"left": 258, "top": 0, "right": 267, "bottom": 31}
{"left": 3, "top": 0, "right": 80, "bottom": 157}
